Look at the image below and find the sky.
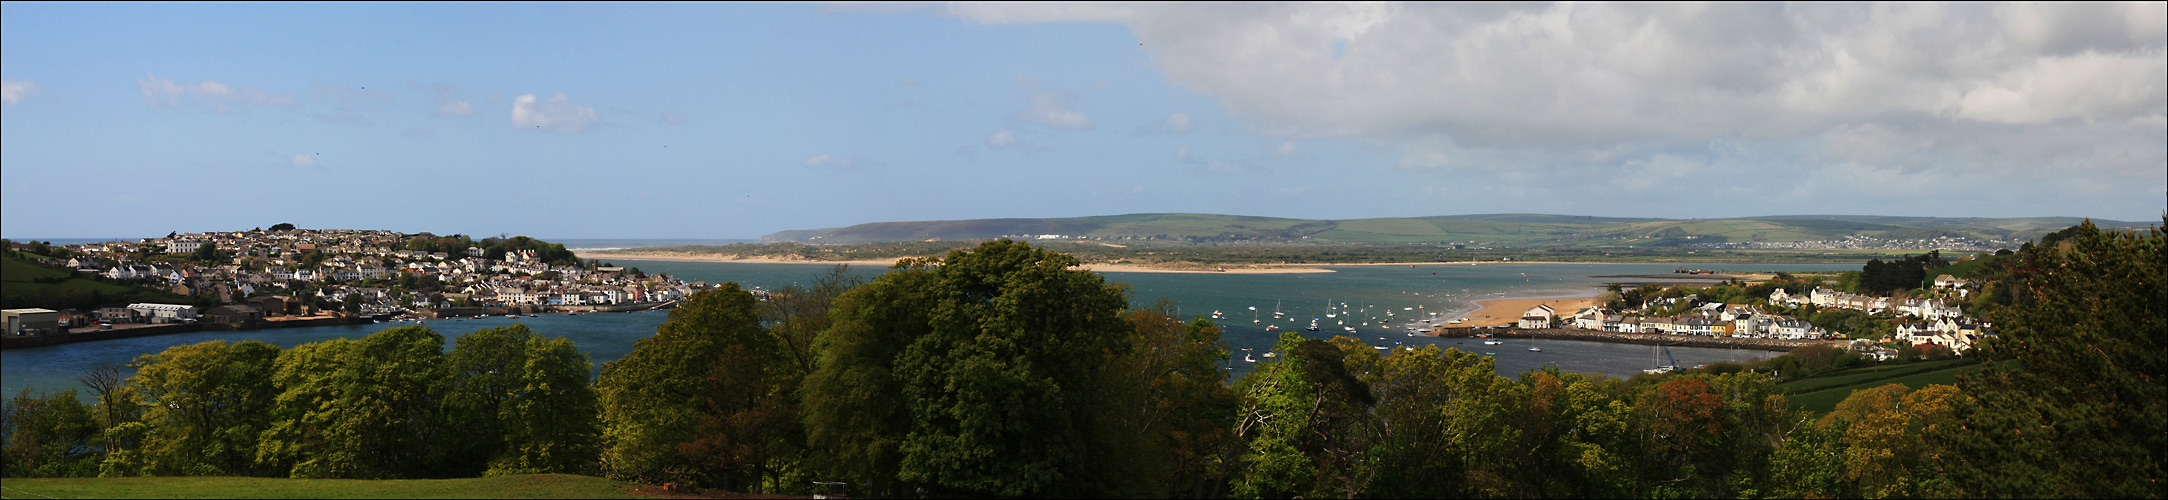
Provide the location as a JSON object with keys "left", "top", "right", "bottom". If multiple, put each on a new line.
{"left": 3, "top": 2, "right": 2163, "bottom": 240}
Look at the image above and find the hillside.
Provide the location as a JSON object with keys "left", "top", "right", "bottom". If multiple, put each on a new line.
{"left": 758, "top": 213, "right": 2150, "bottom": 247}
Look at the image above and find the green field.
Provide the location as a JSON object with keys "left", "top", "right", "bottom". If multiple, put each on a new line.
{"left": 0, "top": 474, "right": 649, "bottom": 499}
{"left": 1784, "top": 361, "right": 1983, "bottom": 415}
{"left": 1, "top": 256, "right": 145, "bottom": 308}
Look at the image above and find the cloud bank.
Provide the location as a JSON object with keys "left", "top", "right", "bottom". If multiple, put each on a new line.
{"left": 137, "top": 72, "right": 294, "bottom": 112}
{"left": 511, "top": 93, "right": 600, "bottom": 133}
{"left": 939, "top": 2, "right": 2168, "bottom": 215}
{"left": 0, "top": 80, "right": 31, "bottom": 105}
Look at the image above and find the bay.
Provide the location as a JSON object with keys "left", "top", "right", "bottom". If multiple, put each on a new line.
{"left": 1, "top": 261, "right": 1859, "bottom": 397}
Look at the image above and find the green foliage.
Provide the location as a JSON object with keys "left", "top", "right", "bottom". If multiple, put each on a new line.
{"left": 3, "top": 389, "right": 103, "bottom": 478}
{"left": 2, "top": 253, "right": 187, "bottom": 311}
{"left": 443, "top": 325, "right": 600, "bottom": 477}
{"left": 595, "top": 284, "right": 778, "bottom": 488}
{"left": 1857, "top": 251, "right": 1943, "bottom": 295}
{"left": 268, "top": 223, "right": 296, "bottom": 232}
{"left": 799, "top": 262, "right": 936, "bottom": 498}
{"left": 255, "top": 326, "right": 455, "bottom": 479}
{"left": 478, "top": 237, "right": 579, "bottom": 266}
{"left": 125, "top": 340, "right": 282, "bottom": 476}
{"left": 0, "top": 473, "right": 646, "bottom": 499}
{"left": 1945, "top": 220, "right": 2166, "bottom": 497}
{"left": 887, "top": 239, "right": 1138, "bottom": 497}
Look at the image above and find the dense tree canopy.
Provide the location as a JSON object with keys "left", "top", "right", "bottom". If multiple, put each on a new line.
{"left": 4, "top": 223, "right": 2160, "bottom": 498}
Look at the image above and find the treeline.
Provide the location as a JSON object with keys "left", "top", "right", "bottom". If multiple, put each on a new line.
{"left": 4, "top": 223, "right": 2159, "bottom": 498}
{"left": 2, "top": 324, "right": 596, "bottom": 479}
{"left": 403, "top": 234, "right": 579, "bottom": 266}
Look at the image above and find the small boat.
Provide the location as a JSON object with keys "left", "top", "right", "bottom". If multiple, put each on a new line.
{"left": 1528, "top": 347, "right": 1542, "bottom": 352}
{"left": 1243, "top": 348, "right": 1257, "bottom": 363}
{"left": 1262, "top": 351, "right": 1277, "bottom": 358}
{"left": 1483, "top": 340, "right": 1503, "bottom": 345}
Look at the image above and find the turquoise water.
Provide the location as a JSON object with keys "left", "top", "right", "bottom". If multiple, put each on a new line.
{"left": 1, "top": 261, "right": 1858, "bottom": 397}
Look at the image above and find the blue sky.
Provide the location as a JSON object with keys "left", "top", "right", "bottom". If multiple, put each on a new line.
{"left": 4, "top": 2, "right": 2163, "bottom": 239}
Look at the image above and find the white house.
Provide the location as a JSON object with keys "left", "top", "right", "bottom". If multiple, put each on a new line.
{"left": 127, "top": 303, "right": 200, "bottom": 323}
{"left": 164, "top": 240, "right": 204, "bottom": 254}
{"left": 1518, "top": 304, "right": 1556, "bottom": 329}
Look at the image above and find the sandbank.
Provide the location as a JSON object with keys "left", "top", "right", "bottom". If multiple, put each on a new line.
{"left": 1450, "top": 296, "right": 1605, "bottom": 328}
{"left": 586, "top": 251, "right": 1336, "bottom": 274}
{"left": 586, "top": 251, "right": 905, "bottom": 267}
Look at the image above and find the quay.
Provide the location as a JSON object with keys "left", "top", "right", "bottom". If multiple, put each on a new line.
{"left": 1432, "top": 327, "right": 1841, "bottom": 352}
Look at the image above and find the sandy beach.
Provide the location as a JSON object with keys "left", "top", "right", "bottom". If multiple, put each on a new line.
{"left": 585, "top": 251, "right": 1337, "bottom": 274}
{"left": 1451, "top": 296, "right": 1606, "bottom": 328}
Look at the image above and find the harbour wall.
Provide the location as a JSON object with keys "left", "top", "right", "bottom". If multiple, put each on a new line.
{"left": 1433, "top": 327, "right": 1842, "bottom": 352}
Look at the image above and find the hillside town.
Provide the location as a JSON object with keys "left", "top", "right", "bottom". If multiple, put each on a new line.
{"left": 1513, "top": 274, "right": 1992, "bottom": 353}
{"left": 6, "top": 228, "right": 714, "bottom": 334}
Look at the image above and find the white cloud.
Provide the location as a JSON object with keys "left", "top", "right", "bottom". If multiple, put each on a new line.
{"left": 0, "top": 80, "right": 31, "bottom": 105}
{"left": 1164, "top": 112, "right": 1193, "bottom": 134}
{"left": 427, "top": 82, "right": 474, "bottom": 116}
{"left": 924, "top": 2, "right": 2167, "bottom": 214}
{"left": 804, "top": 153, "right": 869, "bottom": 169}
{"left": 137, "top": 72, "right": 292, "bottom": 112}
{"left": 511, "top": 94, "right": 600, "bottom": 133}
{"left": 986, "top": 129, "right": 1020, "bottom": 148}
{"left": 290, "top": 153, "right": 316, "bottom": 168}
{"left": 1011, "top": 83, "right": 1094, "bottom": 130}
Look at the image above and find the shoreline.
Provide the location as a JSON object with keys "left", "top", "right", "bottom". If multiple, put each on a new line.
{"left": 1448, "top": 295, "right": 1607, "bottom": 328}
{"left": 586, "top": 251, "right": 1337, "bottom": 274}
{"left": 587, "top": 251, "right": 1832, "bottom": 275}
{"left": 1434, "top": 327, "right": 1840, "bottom": 352}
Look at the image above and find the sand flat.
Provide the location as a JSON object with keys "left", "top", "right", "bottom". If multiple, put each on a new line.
{"left": 1454, "top": 296, "right": 1605, "bottom": 328}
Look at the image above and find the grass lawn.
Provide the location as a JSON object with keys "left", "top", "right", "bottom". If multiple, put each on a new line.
{"left": 1788, "top": 362, "right": 1982, "bottom": 415}
{"left": 1777, "top": 359, "right": 1968, "bottom": 394}
{"left": 0, "top": 474, "right": 652, "bottom": 499}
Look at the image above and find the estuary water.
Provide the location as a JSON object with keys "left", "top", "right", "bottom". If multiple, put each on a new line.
{"left": 1, "top": 261, "right": 1858, "bottom": 397}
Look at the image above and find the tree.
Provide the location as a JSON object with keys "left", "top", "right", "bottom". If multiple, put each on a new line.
{"left": 443, "top": 324, "right": 599, "bottom": 477}
{"left": 2, "top": 389, "right": 102, "bottom": 478}
{"left": 888, "top": 239, "right": 1139, "bottom": 497}
{"left": 596, "top": 284, "right": 782, "bottom": 488}
{"left": 800, "top": 262, "right": 939, "bottom": 498}
{"left": 1109, "top": 301, "right": 1240, "bottom": 498}
{"left": 1944, "top": 220, "right": 2165, "bottom": 497}
{"left": 256, "top": 326, "right": 453, "bottom": 479}
{"left": 269, "top": 223, "right": 295, "bottom": 232}
{"left": 125, "top": 340, "right": 282, "bottom": 476}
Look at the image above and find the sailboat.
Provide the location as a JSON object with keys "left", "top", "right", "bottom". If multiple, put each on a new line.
{"left": 1642, "top": 339, "right": 1679, "bottom": 374}
{"left": 1243, "top": 348, "right": 1257, "bottom": 363}
{"left": 1273, "top": 300, "right": 1284, "bottom": 318}
{"left": 1250, "top": 306, "right": 1260, "bottom": 324}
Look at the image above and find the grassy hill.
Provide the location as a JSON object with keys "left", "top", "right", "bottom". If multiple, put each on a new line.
{"left": 0, "top": 474, "right": 649, "bottom": 499}
{"left": 1780, "top": 359, "right": 1984, "bottom": 415}
{"left": 758, "top": 213, "right": 2150, "bottom": 247}
{"left": 1, "top": 254, "right": 172, "bottom": 311}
